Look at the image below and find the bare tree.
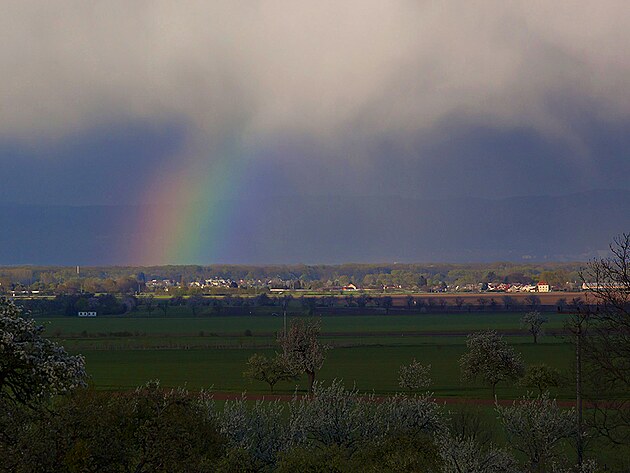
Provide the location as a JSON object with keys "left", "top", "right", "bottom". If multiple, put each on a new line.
{"left": 521, "top": 311, "right": 548, "bottom": 344}
{"left": 556, "top": 298, "right": 567, "bottom": 313}
{"left": 477, "top": 297, "right": 488, "bottom": 311}
{"left": 437, "top": 298, "right": 448, "bottom": 311}
{"left": 143, "top": 295, "right": 155, "bottom": 315}
{"left": 579, "top": 233, "right": 630, "bottom": 449}
{"left": 381, "top": 296, "right": 394, "bottom": 314}
{"left": 187, "top": 294, "right": 205, "bottom": 316}
{"left": 157, "top": 300, "right": 168, "bottom": 317}
{"left": 524, "top": 294, "right": 541, "bottom": 311}
{"left": 454, "top": 297, "right": 465, "bottom": 310}
{"left": 277, "top": 319, "right": 327, "bottom": 393}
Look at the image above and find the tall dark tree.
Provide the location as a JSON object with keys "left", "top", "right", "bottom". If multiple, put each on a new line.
{"left": 381, "top": 296, "right": 393, "bottom": 314}
{"left": 187, "top": 294, "right": 205, "bottom": 316}
{"left": 580, "top": 233, "right": 630, "bottom": 449}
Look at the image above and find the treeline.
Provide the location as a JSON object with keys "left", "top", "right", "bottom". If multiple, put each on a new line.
{"left": 20, "top": 294, "right": 132, "bottom": 316}
{"left": 17, "top": 292, "right": 582, "bottom": 318}
{"left": 0, "top": 261, "right": 585, "bottom": 294}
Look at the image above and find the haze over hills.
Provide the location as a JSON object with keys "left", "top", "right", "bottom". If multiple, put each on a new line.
{"left": 1, "top": 189, "right": 627, "bottom": 266}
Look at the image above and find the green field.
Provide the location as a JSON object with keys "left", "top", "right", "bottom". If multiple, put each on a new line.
{"left": 82, "top": 343, "right": 573, "bottom": 398}
{"left": 37, "top": 313, "right": 576, "bottom": 398}
{"left": 39, "top": 312, "right": 571, "bottom": 335}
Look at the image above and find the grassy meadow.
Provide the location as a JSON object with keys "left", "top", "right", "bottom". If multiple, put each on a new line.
{"left": 38, "top": 312, "right": 575, "bottom": 399}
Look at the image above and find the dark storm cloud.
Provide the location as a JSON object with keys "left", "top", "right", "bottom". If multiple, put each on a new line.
{"left": 1, "top": 1, "right": 630, "bottom": 204}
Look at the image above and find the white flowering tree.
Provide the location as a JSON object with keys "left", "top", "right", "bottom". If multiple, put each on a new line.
{"left": 0, "top": 297, "right": 86, "bottom": 405}
{"left": 497, "top": 392, "right": 577, "bottom": 473}
{"left": 216, "top": 380, "right": 446, "bottom": 469}
{"left": 398, "top": 359, "right": 432, "bottom": 391}
{"left": 551, "top": 459, "right": 599, "bottom": 473}
{"left": 439, "top": 435, "right": 519, "bottom": 473}
{"left": 290, "top": 379, "right": 378, "bottom": 452}
{"left": 460, "top": 331, "right": 525, "bottom": 398}
{"left": 375, "top": 392, "right": 444, "bottom": 438}
{"left": 289, "top": 380, "right": 444, "bottom": 453}
{"left": 277, "top": 319, "right": 327, "bottom": 393}
{"left": 217, "top": 396, "right": 300, "bottom": 467}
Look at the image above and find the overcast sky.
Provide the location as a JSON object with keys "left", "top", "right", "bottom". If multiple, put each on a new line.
{"left": 2, "top": 1, "right": 630, "bottom": 205}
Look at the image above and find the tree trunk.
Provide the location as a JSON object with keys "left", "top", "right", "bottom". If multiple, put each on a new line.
{"left": 307, "top": 370, "right": 315, "bottom": 394}
{"left": 492, "top": 382, "right": 497, "bottom": 400}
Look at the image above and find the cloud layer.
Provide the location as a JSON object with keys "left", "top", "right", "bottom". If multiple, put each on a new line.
{"left": 3, "top": 1, "right": 630, "bottom": 151}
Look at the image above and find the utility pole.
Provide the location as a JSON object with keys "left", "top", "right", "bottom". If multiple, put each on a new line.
{"left": 77, "top": 265, "right": 83, "bottom": 294}
{"left": 576, "top": 314, "right": 583, "bottom": 467}
{"left": 282, "top": 295, "right": 290, "bottom": 337}
{"left": 569, "top": 306, "right": 588, "bottom": 468}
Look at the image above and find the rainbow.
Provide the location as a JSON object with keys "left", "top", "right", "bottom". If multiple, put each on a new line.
{"left": 133, "top": 141, "right": 251, "bottom": 264}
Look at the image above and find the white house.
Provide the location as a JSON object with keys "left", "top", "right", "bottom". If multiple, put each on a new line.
{"left": 78, "top": 311, "right": 97, "bottom": 317}
{"left": 536, "top": 281, "right": 550, "bottom": 293}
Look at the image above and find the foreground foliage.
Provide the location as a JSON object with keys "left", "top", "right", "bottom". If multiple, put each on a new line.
{"left": 2, "top": 377, "right": 613, "bottom": 472}
{"left": 497, "top": 393, "right": 577, "bottom": 473}
{"left": 0, "top": 383, "right": 223, "bottom": 473}
{"left": 0, "top": 296, "right": 86, "bottom": 405}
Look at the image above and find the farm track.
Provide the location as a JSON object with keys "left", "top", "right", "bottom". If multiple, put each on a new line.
{"left": 321, "top": 329, "right": 568, "bottom": 338}
{"left": 56, "top": 329, "right": 568, "bottom": 339}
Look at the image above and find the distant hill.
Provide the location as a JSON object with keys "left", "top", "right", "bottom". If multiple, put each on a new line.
{"left": 1, "top": 190, "right": 628, "bottom": 265}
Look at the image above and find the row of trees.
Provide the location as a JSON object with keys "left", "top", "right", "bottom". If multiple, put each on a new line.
{"left": 245, "top": 322, "right": 560, "bottom": 399}
{"left": 1, "top": 261, "right": 584, "bottom": 295}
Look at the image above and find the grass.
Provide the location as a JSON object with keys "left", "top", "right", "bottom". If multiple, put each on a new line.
{"left": 80, "top": 340, "right": 574, "bottom": 398}
{"left": 32, "top": 312, "right": 575, "bottom": 398}
{"left": 38, "top": 312, "right": 571, "bottom": 337}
